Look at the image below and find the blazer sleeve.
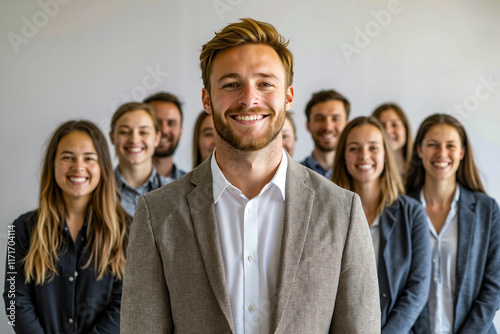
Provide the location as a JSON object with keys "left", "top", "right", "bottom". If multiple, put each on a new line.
{"left": 3, "top": 214, "right": 45, "bottom": 334}
{"left": 382, "top": 202, "right": 431, "bottom": 334}
{"left": 121, "top": 196, "right": 173, "bottom": 333}
{"left": 458, "top": 197, "right": 500, "bottom": 333}
{"left": 330, "top": 193, "right": 381, "bottom": 334}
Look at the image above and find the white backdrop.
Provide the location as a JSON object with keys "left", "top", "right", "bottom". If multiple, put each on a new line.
{"left": 1, "top": 0, "right": 499, "bottom": 331}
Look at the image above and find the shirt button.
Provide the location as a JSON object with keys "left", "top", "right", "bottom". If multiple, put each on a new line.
{"left": 382, "top": 293, "right": 387, "bottom": 298}
{"left": 69, "top": 276, "right": 74, "bottom": 282}
{"left": 248, "top": 305, "right": 255, "bottom": 313}
{"left": 248, "top": 207, "right": 253, "bottom": 215}
{"left": 248, "top": 254, "right": 254, "bottom": 263}
{"left": 75, "top": 271, "right": 78, "bottom": 277}
{"left": 68, "top": 318, "right": 73, "bottom": 324}
{"left": 433, "top": 277, "right": 438, "bottom": 282}
{"left": 81, "top": 237, "right": 85, "bottom": 241}
{"left": 433, "top": 259, "right": 437, "bottom": 263}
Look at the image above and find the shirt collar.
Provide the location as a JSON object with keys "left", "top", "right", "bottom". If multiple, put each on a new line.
{"left": 211, "top": 148, "right": 288, "bottom": 203}
{"left": 115, "top": 166, "right": 160, "bottom": 190}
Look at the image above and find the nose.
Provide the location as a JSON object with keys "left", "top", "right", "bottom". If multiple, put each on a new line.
{"left": 361, "top": 146, "right": 370, "bottom": 159}
{"left": 384, "top": 123, "right": 391, "bottom": 134}
{"left": 324, "top": 117, "right": 335, "bottom": 131}
{"left": 130, "top": 130, "right": 140, "bottom": 143}
{"left": 238, "top": 85, "right": 258, "bottom": 108}
{"left": 161, "top": 120, "right": 169, "bottom": 135}
{"left": 72, "top": 157, "right": 85, "bottom": 171}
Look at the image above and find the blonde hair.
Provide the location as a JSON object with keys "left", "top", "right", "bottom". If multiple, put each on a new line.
{"left": 332, "top": 116, "right": 404, "bottom": 214}
{"left": 200, "top": 18, "right": 294, "bottom": 93}
{"left": 110, "top": 102, "right": 159, "bottom": 133}
{"left": 23, "top": 120, "right": 129, "bottom": 284}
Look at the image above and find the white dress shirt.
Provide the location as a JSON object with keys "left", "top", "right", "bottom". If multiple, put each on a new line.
{"left": 211, "top": 149, "right": 287, "bottom": 334}
{"left": 421, "top": 185, "right": 460, "bottom": 334}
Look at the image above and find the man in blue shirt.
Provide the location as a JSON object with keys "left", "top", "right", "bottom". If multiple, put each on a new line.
{"left": 144, "top": 92, "right": 186, "bottom": 181}
{"left": 300, "top": 90, "right": 350, "bottom": 178}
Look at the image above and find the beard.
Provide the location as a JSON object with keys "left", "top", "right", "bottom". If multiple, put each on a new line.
{"left": 212, "top": 102, "right": 285, "bottom": 152}
{"left": 313, "top": 132, "right": 337, "bottom": 152}
{"left": 154, "top": 136, "right": 179, "bottom": 158}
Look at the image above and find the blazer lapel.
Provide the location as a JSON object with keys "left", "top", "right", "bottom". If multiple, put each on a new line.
{"left": 379, "top": 202, "right": 398, "bottom": 304}
{"left": 453, "top": 187, "right": 476, "bottom": 321}
{"left": 187, "top": 159, "right": 235, "bottom": 333}
{"left": 270, "top": 157, "right": 315, "bottom": 333}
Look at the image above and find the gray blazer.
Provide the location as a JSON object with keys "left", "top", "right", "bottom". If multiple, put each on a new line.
{"left": 121, "top": 156, "right": 381, "bottom": 333}
{"left": 409, "top": 186, "right": 500, "bottom": 333}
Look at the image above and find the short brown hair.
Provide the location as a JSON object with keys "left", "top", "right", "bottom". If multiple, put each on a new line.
{"left": 332, "top": 116, "right": 404, "bottom": 214}
{"left": 110, "top": 102, "right": 159, "bottom": 134}
{"left": 200, "top": 18, "right": 294, "bottom": 94}
{"left": 305, "top": 90, "right": 350, "bottom": 122}
{"left": 406, "top": 113, "right": 485, "bottom": 194}
{"left": 143, "top": 91, "right": 183, "bottom": 124}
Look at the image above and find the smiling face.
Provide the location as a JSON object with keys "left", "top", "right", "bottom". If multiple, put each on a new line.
{"left": 54, "top": 131, "right": 101, "bottom": 205}
{"left": 282, "top": 117, "right": 296, "bottom": 156}
{"left": 110, "top": 109, "right": 160, "bottom": 168}
{"left": 377, "top": 108, "right": 406, "bottom": 152}
{"left": 345, "top": 124, "right": 385, "bottom": 187}
{"left": 307, "top": 100, "right": 348, "bottom": 152}
{"left": 202, "top": 43, "right": 294, "bottom": 152}
{"left": 417, "top": 124, "right": 465, "bottom": 183}
{"left": 149, "top": 101, "right": 183, "bottom": 158}
{"left": 198, "top": 115, "right": 216, "bottom": 162}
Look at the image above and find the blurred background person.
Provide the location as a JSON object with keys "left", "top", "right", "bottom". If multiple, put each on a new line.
{"left": 332, "top": 116, "right": 431, "bottom": 333}
{"left": 3, "top": 120, "right": 128, "bottom": 334}
{"left": 192, "top": 110, "right": 215, "bottom": 169}
{"left": 282, "top": 111, "right": 297, "bottom": 156}
{"left": 406, "top": 114, "right": 500, "bottom": 333}
{"left": 144, "top": 92, "right": 186, "bottom": 181}
{"left": 301, "top": 89, "right": 350, "bottom": 178}
{"left": 372, "top": 103, "right": 413, "bottom": 177}
{"left": 110, "top": 102, "right": 163, "bottom": 216}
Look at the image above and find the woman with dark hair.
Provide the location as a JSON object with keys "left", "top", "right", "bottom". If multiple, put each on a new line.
{"left": 192, "top": 110, "right": 215, "bottom": 169}
{"left": 3, "top": 120, "right": 129, "bottom": 333}
{"left": 332, "top": 116, "right": 431, "bottom": 333}
{"left": 406, "top": 113, "right": 500, "bottom": 333}
{"left": 372, "top": 103, "right": 413, "bottom": 176}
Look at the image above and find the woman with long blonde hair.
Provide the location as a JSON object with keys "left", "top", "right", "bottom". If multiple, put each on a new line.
{"left": 332, "top": 116, "right": 431, "bottom": 333}
{"left": 3, "top": 120, "right": 129, "bottom": 333}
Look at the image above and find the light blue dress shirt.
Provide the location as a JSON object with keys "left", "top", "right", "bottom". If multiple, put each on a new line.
{"left": 421, "top": 185, "right": 460, "bottom": 334}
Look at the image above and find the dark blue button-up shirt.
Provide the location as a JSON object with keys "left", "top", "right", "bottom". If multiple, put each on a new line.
{"left": 3, "top": 211, "right": 122, "bottom": 334}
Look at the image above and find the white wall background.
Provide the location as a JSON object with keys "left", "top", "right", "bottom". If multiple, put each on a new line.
{"left": 1, "top": 0, "right": 499, "bottom": 331}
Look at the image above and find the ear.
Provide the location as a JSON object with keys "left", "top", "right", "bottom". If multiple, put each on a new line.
{"left": 416, "top": 145, "right": 422, "bottom": 158}
{"left": 202, "top": 88, "right": 212, "bottom": 115}
{"left": 154, "top": 131, "right": 161, "bottom": 147}
{"left": 109, "top": 131, "right": 115, "bottom": 145}
{"left": 285, "top": 85, "right": 294, "bottom": 111}
{"left": 306, "top": 120, "right": 312, "bottom": 134}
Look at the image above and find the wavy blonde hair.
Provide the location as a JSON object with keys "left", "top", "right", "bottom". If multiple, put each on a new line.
{"left": 332, "top": 116, "right": 404, "bottom": 214}
{"left": 23, "top": 120, "right": 129, "bottom": 284}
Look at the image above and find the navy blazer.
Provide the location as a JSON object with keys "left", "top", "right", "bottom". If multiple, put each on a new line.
{"left": 378, "top": 195, "right": 431, "bottom": 333}
{"left": 409, "top": 186, "right": 500, "bottom": 333}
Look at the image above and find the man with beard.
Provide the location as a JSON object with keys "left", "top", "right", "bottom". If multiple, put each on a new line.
{"left": 122, "top": 18, "right": 380, "bottom": 334}
{"left": 301, "top": 90, "right": 350, "bottom": 178}
{"left": 143, "top": 91, "right": 186, "bottom": 181}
